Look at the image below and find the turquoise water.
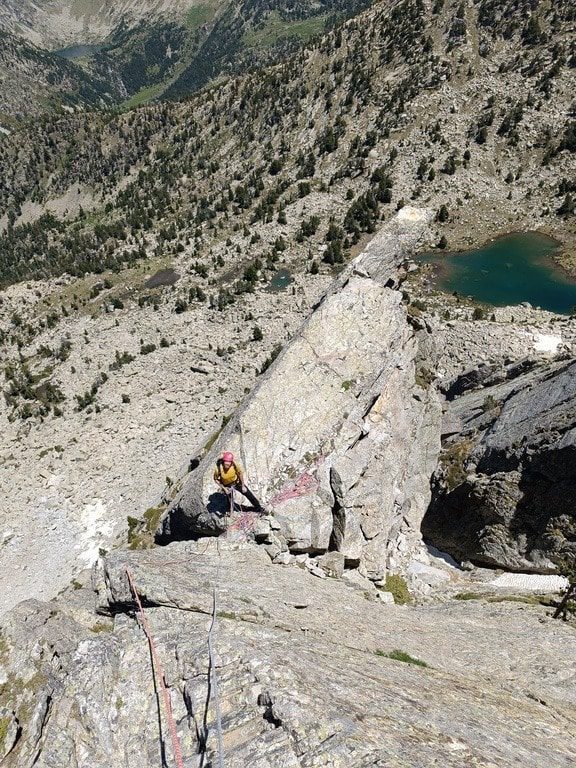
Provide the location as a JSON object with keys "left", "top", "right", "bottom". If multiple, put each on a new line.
{"left": 267, "top": 268, "right": 294, "bottom": 292}
{"left": 419, "top": 232, "right": 576, "bottom": 315}
{"left": 55, "top": 44, "right": 103, "bottom": 60}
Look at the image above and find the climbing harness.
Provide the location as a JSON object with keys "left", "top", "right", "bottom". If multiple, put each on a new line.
{"left": 125, "top": 567, "right": 185, "bottom": 768}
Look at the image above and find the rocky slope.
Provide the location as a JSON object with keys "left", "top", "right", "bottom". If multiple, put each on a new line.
{"left": 0, "top": 262, "right": 333, "bottom": 616}
{"left": 1, "top": 0, "right": 575, "bottom": 617}
{"left": 0, "top": 208, "right": 437, "bottom": 615}
{"left": 0, "top": 2, "right": 573, "bottom": 607}
{"left": 1, "top": 538, "right": 576, "bottom": 767}
{"left": 423, "top": 354, "right": 576, "bottom": 573}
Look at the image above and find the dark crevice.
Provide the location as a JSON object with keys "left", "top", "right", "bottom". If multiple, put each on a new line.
{"left": 30, "top": 692, "right": 53, "bottom": 765}
{"left": 362, "top": 393, "right": 380, "bottom": 415}
{"left": 188, "top": 456, "right": 201, "bottom": 472}
{"left": 327, "top": 468, "right": 361, "bottom": 565}
{"left": 7, "top": 724, "right": 23, "bottom": 762}
{"left": 349, "top": 429, "right": 370, "bottom": 451}
{"left": 328, "top": 467, "right": 345, "bottom": 553}
{"left": 329, "top": 499, "right": 345, "bottom": 553}
{"left": 258, "top": 692, "right": 282, "bottom": 729}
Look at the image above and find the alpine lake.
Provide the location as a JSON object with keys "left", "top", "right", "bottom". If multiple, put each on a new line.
{"left": 55, "top": 44, "right": 103, "bottom": 60}
{"left": 418, "top": 232, "right": 576, "bottom": 315}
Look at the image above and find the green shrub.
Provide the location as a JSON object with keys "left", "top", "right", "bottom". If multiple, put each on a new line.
{"left": 379, "top": 649, "right": 428, "bottom": 667}
{"left": 441, "top": 439, "right": 474, "bottom": 490}
{"left": 259, "top": 344, "right": 282, "bottom": 374}
{"left": 472, "top": 306, "right": 486, "bottom": 320}
{"left": 482, "top": 395, "right": 499, "bottom": 413}
{"left": 384, "top": 574, "right": 412, "bottom": 605}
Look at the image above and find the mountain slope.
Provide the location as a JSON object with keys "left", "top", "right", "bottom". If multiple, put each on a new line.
{"left": 0, "top": 1, "right": 375, "bottom": 113}
{"left": 0, "top": 30, "right": 122, "bottom": 122}
{"left": 0, "top": 0, "right": 575, "bottom": 612}
{"left": 0, "top": 0, "right": 574, "bottom": 281}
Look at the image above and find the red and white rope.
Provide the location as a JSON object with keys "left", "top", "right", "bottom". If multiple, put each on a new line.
{"left": 125, "top": 567, "right": 185, "bottom": 768}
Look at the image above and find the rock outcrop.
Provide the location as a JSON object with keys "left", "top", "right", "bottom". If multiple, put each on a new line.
{"left": 2, "top": 540, "right": 575, "bottom": 768}
{"left": 159, "top": 209, "right": 442, "bottom": 580}
{"left": 423, "top": 356, "right": 576, "bottom": 572}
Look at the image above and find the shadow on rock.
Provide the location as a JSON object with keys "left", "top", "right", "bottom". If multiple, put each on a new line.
{"left": 156, "top": 492, "right": 229, "bottom": 544}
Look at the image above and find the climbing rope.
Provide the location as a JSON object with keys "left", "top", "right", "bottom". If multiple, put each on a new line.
{"left": 125, "top": 567, "right": 185, "bottom": 768}
{"left": 225, "top": 485, "right": 263, "bottom": 536}
{"left": 126, "top": 488, "right": 231, "bottom": 767}
{"left": 208, "top": 553, "right": 226, "bottom": 768}
{"left": 269, "top": 469, "right": 319, "bottom": 506}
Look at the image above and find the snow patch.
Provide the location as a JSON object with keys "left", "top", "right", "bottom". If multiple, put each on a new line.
{"left": 533, "top": 333, "right": 562, "bottom": 354}
{"left": 489, "top": 573, "right": 568, "bottom": 592}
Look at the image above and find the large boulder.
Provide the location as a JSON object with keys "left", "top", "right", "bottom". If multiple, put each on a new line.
{"left": 423, "top": 357, "right": 576, "bottom": 572}
{"left": 158, "top": 208, "right": 441, "bottom": 579}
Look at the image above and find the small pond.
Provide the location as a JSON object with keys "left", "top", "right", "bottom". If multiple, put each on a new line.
{"left": 418, "top": 232, "right": 576, "bottom": 315}
{"left": 145, "top": 268, "right": 180, "bottom": 289}
{"left": 266, "top": 268, "right": 294, "bottom": 293}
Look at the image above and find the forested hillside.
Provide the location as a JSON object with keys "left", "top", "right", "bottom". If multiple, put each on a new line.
{"left": 0, "top": 0, "right": 375, "bottom": 114}
{"left": 1, "top": 0, "right": 574, "bottom": 283}
{"left": 0, "top": 31, "right": 121, "bottom": 123}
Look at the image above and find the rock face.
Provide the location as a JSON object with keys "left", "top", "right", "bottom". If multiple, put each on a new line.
{"left": 423, "top": 356, "right": 576, "bottom": 572}
{"left": 2, "top": 541, "right": 576, "bottom": 768}
{"left": 160, "top": 209, "right": 442, "bottom": 580}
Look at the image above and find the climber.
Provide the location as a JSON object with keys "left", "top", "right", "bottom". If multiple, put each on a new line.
{"left": 214, "top": 451, "right": 264, "bottom": 514}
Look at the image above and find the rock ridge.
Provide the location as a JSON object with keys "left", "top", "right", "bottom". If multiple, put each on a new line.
{"left": 2, "top": 541, "right": 576, "bottom": 767}
{"left": 159, "top": 208, "right": 442, "bottom": 581}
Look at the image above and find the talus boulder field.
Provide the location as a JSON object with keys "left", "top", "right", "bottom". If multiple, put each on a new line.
{"left": 159, "top": 208, "right": 442, "bottom": 579}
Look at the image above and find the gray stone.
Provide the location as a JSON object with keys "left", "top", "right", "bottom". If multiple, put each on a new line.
{"left": 3, "top": 543, "right": 576, "bottom": 768}
{"left": 425, "top": 358, "right": 576, "bottom": 571}
{"left": 273, "top": 551, "right": 293, "bottom": 565}
{"left": 317, "top": 551, "right": 345, "bottom": 578}
{"left": 407, "top": 560, "right": 451, "bottom": 586}
{"left": 306, "top": 562, "right": 327, "bottom": 579}
{"left": 253, "top": 518, "right": 272, "bottom": 543}
{"left": 0, "top": 709, "right": 19, "bottom": 760}
{"left": 376, "top": 590, "right": 395, "bottom": 604}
